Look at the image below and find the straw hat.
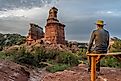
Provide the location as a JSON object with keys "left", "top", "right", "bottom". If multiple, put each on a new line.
{"left": 95, "top": 20, "right": 106, "bottom": 25}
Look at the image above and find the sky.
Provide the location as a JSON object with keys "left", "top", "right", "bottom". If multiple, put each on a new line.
{"left": 0, "top": 0, "right": 121, "bottom": 42}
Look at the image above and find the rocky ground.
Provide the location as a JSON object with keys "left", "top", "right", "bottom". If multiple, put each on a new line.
{"left": 42, "top": 64, "right": 121, "bottom": 81}
{"left": 0, "top": 60, "right": 121, "bottom": 81}
{"left": 0, "top": 59, "right": 48, "bottom": 81}
{"left": 0, "top": 60, "right": 29, "bottom": 81}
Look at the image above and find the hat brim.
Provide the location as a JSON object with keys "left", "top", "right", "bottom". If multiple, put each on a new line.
{"left": 94, "top": 23, "right": 106, "bottom": 25}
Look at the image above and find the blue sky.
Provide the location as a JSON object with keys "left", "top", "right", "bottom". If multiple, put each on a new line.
{"left": 0, "top": 0, "right": 121, "bottom": 42}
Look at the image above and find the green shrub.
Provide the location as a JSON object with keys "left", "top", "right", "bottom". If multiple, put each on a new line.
{"left": 1, "top": 46, "right": 80, "bottom": 70}
{"left": 77, "top": 48, "right": 88, "bottom": 64}
{"left": 0, "top": 51, "right": 16, "bottom": 61}
{"left": 109, "top": 39, "right": 121, "bottom": 52}
{"left": 33, "top": 47, "right": 59, "bottom": 62}
{"left": 33, "top": 47, "right": 47, "bottom": 62}
{"left": 0, "top": 33, "right": 25, "bottom": 47}
{"left": 56, "top": 52, "right": 79, "bottom": 66}
{"left": 100, "top": 56, "right": 121, "bottom": 68}
{"left": 15, "top": 52, "right": 34, "bottom": 64}
{"left": 0, "top": 52, "right": 7, "bottom": 59}
{"left": 14, "top": 47, "right": 42, "bottom": 67}
{"left": 45, "top": 49, "right": 60, "bottom": 60}
{"left": 46, "top": 64, "right": 70, "bottom": 73}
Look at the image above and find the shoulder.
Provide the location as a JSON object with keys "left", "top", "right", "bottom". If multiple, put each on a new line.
{"left": 104, "top": 29, "right": 109, "bottom": 34}
{"left": 90, "top": 30, "right": 97, "bottom": 36}
{"left": 92, "top": 30, "right": 97, "bottom": 33}
{"left": 91, "top": 30, "right": 97, "bottom": 34}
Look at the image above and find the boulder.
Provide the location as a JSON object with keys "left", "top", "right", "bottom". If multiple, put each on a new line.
{"left": 0, "top": 60, "right": 29, "bottom": 81}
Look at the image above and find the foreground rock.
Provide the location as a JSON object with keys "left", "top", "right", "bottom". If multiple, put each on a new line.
{"left": 0, "top": 60, "right": 49, "bottom": 81}
{"left": 0, "top": 60, "right": 121, "bottom": 81}
{"left": 0, "top": 60, "right": 29, "bottom": 81}
{"left": 42, "top": 64, "right": 90, "bottom": 81}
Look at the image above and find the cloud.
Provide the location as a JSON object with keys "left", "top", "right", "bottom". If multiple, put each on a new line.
{"left": 96, "top": 10, "right": 121, "bottom": 17}
{"left": 0, "top": 2, "right": 54, "bottom": 35}
{"left": 0, "top": 0, "right": 121, "bottom": 42}
{"left": 0, "top": 17, "right": 29, "bottom": 34}
{"left": 0, "top": 6, "right": 49, "bottom": 19}
{"left": 0, "top": 6, "right": 49, "bottom": 35}
{"left": 0, "top": 0, "right": 60, "bottom": 35}
{"left": 0, "top": 0, "right": 54, "bottom": 10}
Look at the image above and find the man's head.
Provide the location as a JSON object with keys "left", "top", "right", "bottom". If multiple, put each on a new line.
{"left": 95, "top": 20, "right": 105, "bottom": 28}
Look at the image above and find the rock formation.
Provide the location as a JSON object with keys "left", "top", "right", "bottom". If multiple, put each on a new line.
{"left": 26, "top": 23, "right": 44, "bottom": 45}
{"left": 26, "top": 7, "right": 66, "bottom": 45}
{"left": 45, "top": 7, "right": 65, "bottom": 44}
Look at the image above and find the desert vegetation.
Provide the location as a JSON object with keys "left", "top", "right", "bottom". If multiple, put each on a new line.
{"left": 0, "top": 46, "right": 80, "bottom": 72}
{"left": 0, "top": 33, "right": 121, "bottom": 72}
{"left": 0, "top": 33, "right": 26, "bottom": 47}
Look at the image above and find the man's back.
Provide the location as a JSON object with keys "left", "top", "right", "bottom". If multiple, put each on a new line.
{"left": 88, "top": 28, "right": 109, "bottom": 52}
{"left": 93, "top": 29, "right": 109, "bottom": 51}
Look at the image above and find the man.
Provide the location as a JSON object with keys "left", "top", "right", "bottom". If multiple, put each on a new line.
{"left": 87, "top": 20, "right": 109, "bottom": 72}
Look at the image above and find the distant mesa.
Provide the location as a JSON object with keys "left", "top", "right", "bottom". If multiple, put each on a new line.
{"left": 26, "top": 7, "right": 65, "bottom": 45}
